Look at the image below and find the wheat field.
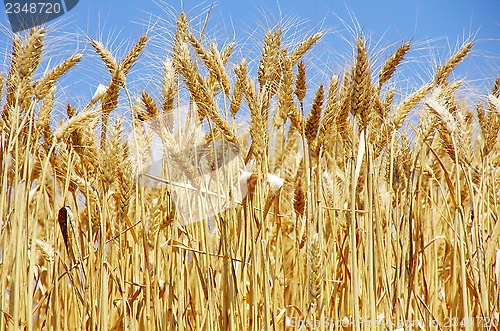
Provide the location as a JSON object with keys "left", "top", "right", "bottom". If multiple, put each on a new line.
{"left": 0, "top": 10, "right": 499, "bottom": 331}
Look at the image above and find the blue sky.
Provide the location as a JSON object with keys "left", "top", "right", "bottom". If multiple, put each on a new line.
{"left": 0, "top": 0, "right": 499, "bottom": 101}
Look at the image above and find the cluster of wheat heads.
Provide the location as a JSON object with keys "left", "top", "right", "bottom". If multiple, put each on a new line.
{"left": 0, "top": 13, "right": 499, "bottom": 331}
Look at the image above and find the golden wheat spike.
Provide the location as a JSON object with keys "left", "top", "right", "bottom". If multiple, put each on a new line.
{"left": 258, "top": 29, "right": 281, "bottom": 90}
{"left": 2, "top": 11, "right": 499, "bottom": 331}
{"left": 378, "top": 41, "right": 410, "bottom": 88}
{"left": 305, "top": 85, "right": 325, "bottom": 145}
{"left": 90, "top": 39, "right": 117, "bottom": 74}
{"left": 54, "top": 108, "right": 100, "bottom": 142}
{"left": 293, "top": 159, "right": 306, "bottom": 218}
{"left": 289, "top": 32, "right": 323, "bottom": 65}
{"left": 479, "top": 95, "right": 500, "bottom": 157}
{"left": 317, "top": 75, "right": 339, "bottom": 152}
{"left": 230, "top": 59, "right": 247, "bottom": 118}
{"left": 350, "top": 37, "right": 371, "bottom": 130}
{"left": 141, "top": 90, "right": 160, "bottom": 121}
{"left": 161, "top": 59, "right": 176, "bottom": 131}
{"left": 220, "top": 42, "right": 234, "bottom": 64}
{"left": 18, "top": 27, "right": 45, "bottom": 78}
{"left": 121, "top": 34, "right": 148, "bottom": 75}
{"left": 295, "top": 61, "right": 307, "bottom": 104}
{"left": 3, "top": 34, "right": 21, "bottom": 110}
{"left": 35, "top": 88, "right": 55, "bottom": 145}
{"left": 434, "top": 42, "right": 473, "bottom": 85}
{"left": 100, "top": 71, "right": 121, "bottom": 142}
{"left": 308, "top": 232, "right": 323, "bottom": 306}
{"left": 247, "top": 81, "right": 268, "bottom": 163}
{"left": 188, "top": 32, "right": 214, "bottom": 67}
{"left": 35, "top": 53, "right": 83, "bottom": 100}
{"left": 388, "top": 83, "right": 431, "bottom": 130}
{"left": 209, "top": 43, "right": 231, "bottom": 95}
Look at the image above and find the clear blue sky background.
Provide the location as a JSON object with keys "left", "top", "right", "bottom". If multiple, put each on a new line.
{"left": 0, "top": 0, "right": 499, "bottom": 101}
